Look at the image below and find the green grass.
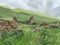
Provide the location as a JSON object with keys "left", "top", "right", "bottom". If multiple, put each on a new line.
{"left": 0, "top": 6, "right": 60, "bottom": 45}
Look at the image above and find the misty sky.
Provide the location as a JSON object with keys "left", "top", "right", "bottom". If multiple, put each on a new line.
{"left": 0, "top": 0, "right": 32, "bottom": 9}
{"left": 0, "top": 0, "right": 60, "bottom": 9}
{"left": 0, "top": 0, "right": 60, "bottom": 18}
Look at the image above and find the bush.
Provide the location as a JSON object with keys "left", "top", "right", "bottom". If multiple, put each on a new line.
{"left": 0, "top": 29, "right": 24, "bottom": 45}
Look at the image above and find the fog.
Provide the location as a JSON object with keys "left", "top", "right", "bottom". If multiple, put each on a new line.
{"left": 0, "top": 0, "right": 60, "bottom": 18}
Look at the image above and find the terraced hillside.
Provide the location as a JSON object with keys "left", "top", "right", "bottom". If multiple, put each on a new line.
{"left": 0, "top": 6, "right": 60, "bottom": 45}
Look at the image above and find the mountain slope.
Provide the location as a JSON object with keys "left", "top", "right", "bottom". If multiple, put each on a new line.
{"left": 0, "top": 6, "right": 60, "bottom": 45}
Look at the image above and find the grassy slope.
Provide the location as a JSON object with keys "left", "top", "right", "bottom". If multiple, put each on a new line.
{"left": 0, "top": 6, "right": 60, "bottom": 45}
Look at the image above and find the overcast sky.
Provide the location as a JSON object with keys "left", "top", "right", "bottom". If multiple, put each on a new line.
{"left": 0, "top": 0, "right": 60, "bottom": 18}
{"left": 0, "top": 0, "right": 32, "bottom": 10}
{"left": 0, "top": 0, "right": 60, "bottom": 10}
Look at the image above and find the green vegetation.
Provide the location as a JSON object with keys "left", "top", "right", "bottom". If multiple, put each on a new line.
{"left": 0, "top": 6, "right": 60, "bottom": 45}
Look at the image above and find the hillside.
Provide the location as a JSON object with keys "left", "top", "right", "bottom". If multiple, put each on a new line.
{"left": 0, "top": 6, "right": 60, "bottom": 45}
